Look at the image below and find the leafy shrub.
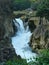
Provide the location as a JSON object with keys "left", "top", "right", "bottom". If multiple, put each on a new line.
{"left": 5, "top": 58, "right": 28, "bottom": 65}
{"left": 31, "top": 49, "right": 49, "bottom": 65}
{"left": 13, "top": 0, "right": 31, "bottom": 10}
{"left": 5, "top": 49, "right": 49, "bottom": 65}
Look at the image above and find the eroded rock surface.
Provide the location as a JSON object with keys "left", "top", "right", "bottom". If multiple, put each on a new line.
{"left": 29, "top": 23, "right": 49, "bottom": 52}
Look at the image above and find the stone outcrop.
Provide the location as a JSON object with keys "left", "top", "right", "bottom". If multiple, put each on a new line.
{"left": 29, "top": 23, "right": 49, "bottom": 52}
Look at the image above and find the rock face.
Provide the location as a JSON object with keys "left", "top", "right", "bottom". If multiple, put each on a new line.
{"left": 0, "top": 0, "right": 17, "bottom": 63}
{"left": 0, "top": 18, "right": 17, "bottom": 62}
{"left": 4, "top": 17, "right": 16, "bottom": 37}
{"left": 0, "top": 37, "right": 17, "bottom": 62}
{"left": 29, "top": 23, "right": 49, "bottom": 52}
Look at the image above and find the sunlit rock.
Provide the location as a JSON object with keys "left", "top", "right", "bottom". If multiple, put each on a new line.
{"left": 29, "top": 24, "right": 49, "bottom": 52}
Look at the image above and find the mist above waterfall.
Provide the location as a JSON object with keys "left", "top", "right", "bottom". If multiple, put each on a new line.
{"left": 12, "top": 18, "right": 36, "bottom": 62}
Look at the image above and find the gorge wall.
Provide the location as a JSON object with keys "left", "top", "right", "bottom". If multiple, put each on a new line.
{"left": 29, "top": 20, "right": 49, "bottom": 53}
{"left": 0, "top": 0, "right": 17, "bottom": 63}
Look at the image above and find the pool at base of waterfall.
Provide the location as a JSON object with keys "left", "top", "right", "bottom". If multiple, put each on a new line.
{"left": 12, "top": 18, "right": 36, "bottom": 63}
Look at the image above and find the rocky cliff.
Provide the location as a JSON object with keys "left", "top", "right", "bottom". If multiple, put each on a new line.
{"left": 0, "top": 0, "right": 17, "bottom": 63}
{"left": 29, "top": 23, "right": 49, "bottom": 52}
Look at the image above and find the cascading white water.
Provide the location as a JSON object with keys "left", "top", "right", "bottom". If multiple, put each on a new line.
{"left": 12, "top": 18, "right": 36, "bottom": 62}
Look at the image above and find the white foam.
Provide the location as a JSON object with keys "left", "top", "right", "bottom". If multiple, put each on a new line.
{"left": 12, "top": 18, "right": 36, "bottom": 62}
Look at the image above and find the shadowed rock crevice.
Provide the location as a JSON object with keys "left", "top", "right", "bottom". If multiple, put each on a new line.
{"left": 28, "top": 20, "right": 36, "bottom": 32}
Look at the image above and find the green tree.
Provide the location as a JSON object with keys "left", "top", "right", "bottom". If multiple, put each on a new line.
{"left": 13, "top": 0, "right": 31, "bottom": 10}
{"left": 32, "top": 49, "right": 49, "bottom": 65}
{"left": 30, "top": 0, "right": 39, "bottom": 10}
{"left": 36, "top": 0, "right": 49, "bottom": 23}
{"left": 0, "top": 0, "right": 14, "bottom": 15}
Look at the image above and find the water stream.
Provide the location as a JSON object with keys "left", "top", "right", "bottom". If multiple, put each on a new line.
{"left": 12, "top": 18, "right": 36, "bottom": 62}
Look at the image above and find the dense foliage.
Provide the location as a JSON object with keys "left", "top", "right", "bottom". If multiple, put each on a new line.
{"left": 13, "top": 0, "right": 31, "bottom": 10}
{"left": 30, "top": 0, "right": 39, "bottom": 10}
{"left": 0, "top": 0, "right": 14, "bottom": 15}
{"left": 31, "top": 49, "right": 49, "bottom": 65}
{"left": 36, "top": 0, "right": 49, "bottom": 19}
{"left": 5, "top": 58, "right": 28, "bottom": 65}
{"left": 0, "top": 0, "right": 31, "bottom": 13}
{"left": 5, "top": 49, "right": 49, "bottom": 65}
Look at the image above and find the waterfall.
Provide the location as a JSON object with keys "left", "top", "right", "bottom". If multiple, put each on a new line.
{"left": 12, "top": 18, "right": 36, "bottom": 62}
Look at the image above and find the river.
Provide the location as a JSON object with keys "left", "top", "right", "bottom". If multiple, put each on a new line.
{"left": 12, "top": 18, "right": 36, "bottom": 62}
